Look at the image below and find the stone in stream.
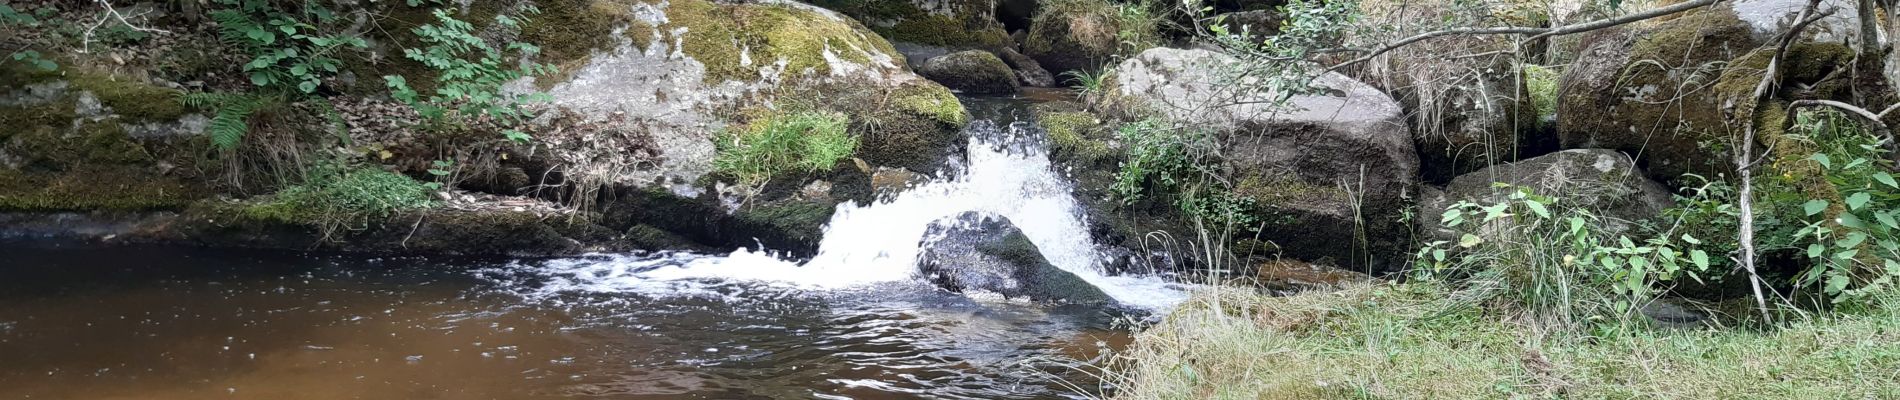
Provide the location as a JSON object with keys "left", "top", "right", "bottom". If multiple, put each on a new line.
{"left": 919, "top": 50, "right": 1023, "bottom": 94}
{"left": 917, "top": 212, "right": 1116, "bottom": 305}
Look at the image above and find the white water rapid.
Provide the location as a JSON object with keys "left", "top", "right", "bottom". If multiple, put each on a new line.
{"left": 509, "top": 120, "right": 1190, "bottom": 311}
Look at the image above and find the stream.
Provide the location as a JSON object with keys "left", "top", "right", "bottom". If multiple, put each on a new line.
{"left": 0, "top": 92, "right": 1190, "bottom": 399}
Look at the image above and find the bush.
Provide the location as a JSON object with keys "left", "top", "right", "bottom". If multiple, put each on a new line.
{"left": 713, "top": 111, "right": 857, "bottom": 188}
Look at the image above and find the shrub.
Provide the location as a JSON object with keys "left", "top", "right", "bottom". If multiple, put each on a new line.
{"left": 1522, "top": 63, "right": 1559, "bottom": 120}
{"left": 1419, "top": 185, "right": 1713, "bottom": 328}
{"left": 1783, "top": 110, "right": 1900, "bottom": 304}
{"left": 713, "top": 111, "right": 857, "bottom": 188}
{"left": 384, "top": 5, "right": 556, "bottom": 143}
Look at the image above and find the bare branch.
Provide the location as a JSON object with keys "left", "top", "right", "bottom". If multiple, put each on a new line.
{"left": 1734, "top": 0, "right": 1827, "bottom": 324}
{"left": 81, "top": 0, "right": 169, "bottom": 54}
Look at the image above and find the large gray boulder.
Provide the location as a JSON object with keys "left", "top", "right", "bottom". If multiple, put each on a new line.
{"left": 919, "top": 50, "right": 1022, "bottom": 94}
{"left": 1555, "top": 4, "right": 1860, "bottom": 185}
{"left": 917, "top": 212, "right": 1115, "bottom": 305}
{"left": 1420, "top": 149, "right": 1673, "bottom": 241}
{"left": 1107, "top": 47, "right": 1420, "bottom": 271}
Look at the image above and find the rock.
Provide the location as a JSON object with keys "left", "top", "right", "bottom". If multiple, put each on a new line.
{"left": 1255, "top": 259, "right": 1373, "bottom": 293}
{"left": 1108, "top": 47, "right": 1419, "bottom": 271}
{"left": 1355, "top": 0, "right": 1547, "bottom": 183}
{"left": 1420, "top": 149, "right": 1673, "bottom": 241}
{"left": 919, "top": 50, "right": 1022, "bottom": 94}
{"left": 533, "top": 0, "right": 969, "bottom": 185}
{"left": 1640, "top": 298, "right": 1711, "bottom": 330}
{"left": 1214, "top": 10, "right": 1283, "bottom": 40}
{"left": 807, "top": 0, "right": 1013, "bottom": 51}
{"left": 1025, "top": 0, "right": 1160, "bottom": 77}
{"left": 997, "top": 48, "right": 1058, "bottom": 88}
{"left": 917, "top": 212, "right": 1116, "bottom": 305}
{"left": 1555, "top": 6, "right": 1858, "bottom": 185}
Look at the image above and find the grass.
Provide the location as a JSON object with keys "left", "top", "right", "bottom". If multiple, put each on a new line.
{"left": 1104, "top": 282, "right": 1900, "bottom": 399}
{"left": 247, "top": 164, "right": 436, "bottom": 236}
{"left": 712, "top": 110, "right": 857, "bottom": 188}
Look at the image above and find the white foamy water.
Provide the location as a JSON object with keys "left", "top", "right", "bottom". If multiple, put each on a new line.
{"left": 507, "top": 121, "right": 1190, "bottom": 311}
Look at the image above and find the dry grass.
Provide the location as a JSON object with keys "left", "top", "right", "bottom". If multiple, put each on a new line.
{"left": 1104, "top": 283, "right": 1900, "bottom": 399}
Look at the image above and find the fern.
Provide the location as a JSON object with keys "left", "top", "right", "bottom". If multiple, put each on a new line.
{"left": 180, "top": 92, "right": 276, "bottom": 151}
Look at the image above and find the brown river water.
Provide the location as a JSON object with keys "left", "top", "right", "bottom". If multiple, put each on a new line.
{"left": 0, "top": 241, "right": 1135, "bottom": 399}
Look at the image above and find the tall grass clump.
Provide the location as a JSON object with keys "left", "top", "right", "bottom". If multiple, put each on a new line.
{"left": 713, "top": 111, "right": 857, "bottom": 188}
{"left": 248, "top": 161, "right": 436, "bottom": 237}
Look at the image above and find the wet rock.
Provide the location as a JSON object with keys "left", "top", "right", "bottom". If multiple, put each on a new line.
{"left": 920, "top": 50, "right": 1022, "bottom": 94}
{"left": 1419, "top": 149, "right": 1673, "bottom": 241}
{"left": 1108, "top": 47, "right": 1419, "bottom": 271}
{"left": 917, "top": 212, "right": 1115, "bottom": 305}
{"left": 1255, "top": 259, "right": 1373, "bottom": 293}
{"left": 997, "top": 48, "right": 1057, "bottom": 88}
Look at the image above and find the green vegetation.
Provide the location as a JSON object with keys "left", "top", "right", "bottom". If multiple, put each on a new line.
{"left": 1522, "top": 63, "right": 1559, "bottom": 121}
{"left": 1419, "top": 185, "right": 1714, "bottom": 326}
{"left": 654, "top": 0, "right": 898, "bottom": 84}
{"left": 246, "top": 161, "right": 436, "bottom": 235}
{"left": 384, "top": 5, "right": 556, "bottom": 143}
{"left": 2, "top": 4, "right": 57, "bottom": 71}
{"left": 210, "top": 0, "right": 366, "bottom": 94}
{"left": 1110, "top": 283, "right": 1900, "bottom": 399}
{"left": 1111, "top": 119, "right": 1256, "bottom": 225}
{"left": 713, "top": 111, "right": 858, "bottom": 189}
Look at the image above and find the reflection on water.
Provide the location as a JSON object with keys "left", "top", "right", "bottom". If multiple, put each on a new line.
{"left": 0, "top": 241, "right": 1129, "bottom": 399}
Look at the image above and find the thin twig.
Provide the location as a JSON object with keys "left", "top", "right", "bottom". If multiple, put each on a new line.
{"left": 1734, "top": 0, "right": 1827, "bottom": 324}
{"left": 81, "top": 0, "right": 170, "bottom": 54}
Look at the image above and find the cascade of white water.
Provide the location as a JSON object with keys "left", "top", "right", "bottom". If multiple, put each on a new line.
{"left": 510, "top": 120, "right": 1188, "bottom": 310}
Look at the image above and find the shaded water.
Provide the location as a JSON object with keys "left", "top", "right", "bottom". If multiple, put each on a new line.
{"left": 0, "top": 243, "right": 1130, "bottom": 399}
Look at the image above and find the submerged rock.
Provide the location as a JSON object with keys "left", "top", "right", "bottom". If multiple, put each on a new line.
{"left": 917, "top": 212, "right": 1115, "bottom": 305}
{"left": 920, "top": 50, "right": 1022, "bottom": 94}
{"left": 1108, "top": 47, "right": 1419, "bottom": 271}
{"left": 996, "top": 48, "right": 1058, "bottom": 88}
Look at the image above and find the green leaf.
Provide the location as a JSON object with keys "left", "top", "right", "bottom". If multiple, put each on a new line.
{"left": 1457, "top": 233, "right": 1483, "bottom": 248}
{"left": 503, "top": 130, "right": 532, "bottom": 143}
{"left": 1847, "top": 192, "right": 1873, "bottom": 210}
{"left": 297, "top": 80, "right": 317, "bottom": 93}
{"left": 1876, "top": 172, "right": 1898, "bottom": 188}
{"left": 1524, "top": 200, "right": 1550, "bottom": 219}
{"left": 1690, "top": 249, "right": 1710, "bottom": 269}
{"left": 250, "top": 71, "right": 271, "bottom": 86}
{"left": 1809, "top": 243, "right": 1826, "bottom": 258}
{"left": 1680, "top": 233, "right": 1701, "bottom": 245}
{"left": 1810, "top": 153, "right": 1832, "bottom": 169}
{"left": 1826, "top": 274, "right": 1851, "bottom": 293}
{"left": 1804, "top": 200, "right": 1830, "bottom": 216}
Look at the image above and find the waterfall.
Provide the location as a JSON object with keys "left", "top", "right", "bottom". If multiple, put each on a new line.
{"left": 506, "top": 119, "right": 1188, "bottom": 311}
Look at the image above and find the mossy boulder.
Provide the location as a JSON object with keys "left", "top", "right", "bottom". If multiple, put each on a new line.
{"left": 0, "top": 68, "right": 211, "bottom": 212}
{"left": 533, "top": 0, "right": 969, "bottom": 188}
{"left": 806, "top": 0, "right": 1013, "bottom": 51}
{"left": 1555, "top": 6, "right": 1857, "bottom": 185}
{"left": 919, "top": 50, "right": 1021, "bottom": 94}
{"left": 1108, "top": 48, "right": 1419, "bottom": 271}
{"left": 1024, "top": 0, "right": 1159, "bottom": 77}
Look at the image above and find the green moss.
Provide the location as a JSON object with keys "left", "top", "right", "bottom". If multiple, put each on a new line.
{"left": 660, "top": 0, "right": 898, "bottom": 84}
{"left": 1040, "top": 110, "right": 1112, "bottom": 163}
{"left": 0, "top": 166, "right": 199, "bottom": 211}
{"left": 519, "top": 0, "right": 637, "bottom": 88}
{"left": 808, "top": 0, "right": 1011, "bottom": 49}
{"left": 892, "top": 83, "right": 968, "bottom": 126}
{"left": 67, "top": 75, "right": 188, "bottom": 121}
